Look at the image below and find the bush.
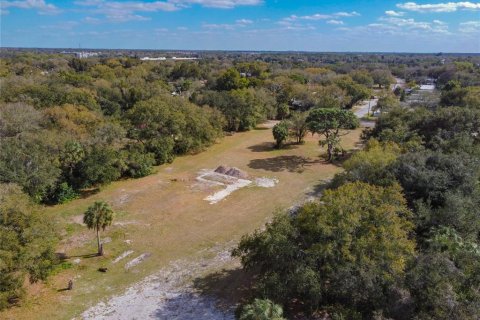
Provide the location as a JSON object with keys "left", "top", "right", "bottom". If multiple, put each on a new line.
{"left": 120, "top": 144, "right": 155, "bottom": 178}
{"left": 48, "top": 182, "right": 78, "bottom": 204}
{"left": 238, "top": 299, "right": 285, "bottom": 320}
{"left": 272, "top": 121, "right": 289, "bottom": 148}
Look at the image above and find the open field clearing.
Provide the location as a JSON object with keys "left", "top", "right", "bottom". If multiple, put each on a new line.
{"left": 1, "top": 122, "right": 362, "bottom": 320}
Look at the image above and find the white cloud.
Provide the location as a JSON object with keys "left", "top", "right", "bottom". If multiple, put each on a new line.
{"left": 385, "top": 10, "right": 405, "bottom": 16}
{"left": 236, "top": 18, "right": 253, "bottom": 25}
{"left": 433, "top": 19, "right": 446, "bottom": 24}
{"left": 73, "top": 0, "right": 262, "bottom": 22}
{"left": 41, "top": 21, "right": 79, "bottom": 30}
{"left": 279, "top": 10, "right": 359, "bottom": 26}
{"left": 327, "top": 19, "right": 344, "bottom": 25}
{"left": 299, "top": 13, "right": 330, "bottom": 20}
{"left": 276, "top": 19, "right": 315, "bottom": 30}
{"left": 379, "top": 16, "right": 450, "bottom": 33}
{"left": 202, "top": 18, "right": 253, "bottom": 30}
{"left": 106, "top": 13, "right": 150, "bottom": 22}
{"left": 84, "top": 16, "right": 101, "bottom": 23}
{"left": 172, "top": 0, "right": 262, "bottom": 9}
{"left": 74, "top": 0, "right": 262, "bottom": 11}
{"left": 334, "top": 11, "right": 360, "bottom": 17}
{"left": 459, "top": 20, "right": 480, "bottom": 32}
{"left": 397, "top": 1, "right": 480, "bottom": 13}
{"left": 294, "top": 11, "right": 359, "bottom": 20}
{"left": 74, "top": 0, "right": 178, "bottom": 13}
{"left": 1, "top": 0, "right": 61, "bottom": 15}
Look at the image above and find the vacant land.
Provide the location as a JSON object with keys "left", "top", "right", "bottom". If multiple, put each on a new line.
{"left": 1, "top": 122, "right": 362, "bottom": 320}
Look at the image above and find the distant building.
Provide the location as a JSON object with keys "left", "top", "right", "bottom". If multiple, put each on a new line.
{"left": 419, "top": 78, "right": 436, "bottom": 91}
{"left": 140, "top": 57, "right": 167, "bottom": 61}
{"left": 140, "top": 56, "right": 198, "bottom": 61}
{"left": 419, "top": 84, "right": 435, "bottom": 91}
{"left": 171, "top": 57, "right": 198, "bottom": 61}
{"left": 60, "top": 51, "right": 99, "bottom": 58}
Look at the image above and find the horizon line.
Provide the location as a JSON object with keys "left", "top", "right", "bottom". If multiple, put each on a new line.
{"left": 1, "top": 46, "right": 479, "bottom": 55}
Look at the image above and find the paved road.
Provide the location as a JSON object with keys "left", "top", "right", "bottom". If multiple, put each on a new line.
{"left": 353, "top": 78, "right": 405, "bottom": 127}
{"left": 353, "top": 98, "right": 378, "bottom": 118}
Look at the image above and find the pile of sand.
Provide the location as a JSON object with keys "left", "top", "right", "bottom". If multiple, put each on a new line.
{"left": 254, "top": 177, "right": 279, "bottom": 188}
{"left": 214, "top": 165, "right": 248, "bottom": 179}
{"left": 197, "top": 167, "right": 278, "bottom": 204}
{"left": 213, "top": 165, "right": 229, "bottom": 174}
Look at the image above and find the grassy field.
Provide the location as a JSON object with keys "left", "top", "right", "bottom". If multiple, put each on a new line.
{"left": 1, "top": 122, "right": 362, "bottom": 320}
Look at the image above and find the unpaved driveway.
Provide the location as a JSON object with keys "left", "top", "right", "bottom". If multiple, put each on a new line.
{"left": 81, "top": 246, "right": 236, "bottom": 320}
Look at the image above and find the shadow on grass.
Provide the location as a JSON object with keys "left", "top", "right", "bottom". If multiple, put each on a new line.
{"left": 151, "top": 268, "right": 254, "bottom": 319}
{"left": 193, "top": 268, "right": 254, "bottom": 310}
{"left": 248, "top": 142, "right": 300, "bottom": 153}
{"left": 306, "top": 181, "right": 331, "bottom": 199}
{"left": 78, "top": 188, "right": 100, "bottom": 199}
{"left": 67, "top": 253, "right": 99, "bottom": 259}
{"left": 248, "top": 155, "right": 323, "bottom": 173}
{"left": 253, "top": 126, "right": 270, "bottom": 131}
{"left": 151, "top": 291, "right": 234, "bottom": 319}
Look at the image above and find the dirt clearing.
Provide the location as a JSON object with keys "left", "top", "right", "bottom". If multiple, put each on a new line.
{"left": 82, "top": 246, "right": 236, "bottom": 320}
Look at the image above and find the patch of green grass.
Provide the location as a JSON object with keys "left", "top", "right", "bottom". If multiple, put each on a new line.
{"left": 50, "top": 262, "right": 73, "bottom": 276}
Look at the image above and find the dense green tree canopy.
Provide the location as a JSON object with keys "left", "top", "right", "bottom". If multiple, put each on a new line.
{"left": 306, "top": 108, "right": 359, "bottom": 161}
{"left": 234, "top": 182, "right": 415, "bottom": 317}
{"left": 0, "top": 184, "right": 57, "bottom": 310}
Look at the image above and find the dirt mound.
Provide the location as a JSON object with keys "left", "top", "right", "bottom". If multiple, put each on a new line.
{"left": 214, "top": 165, "right": 230, "bottom": 174}
{"left": 214, "top": 166, "right": 249, "bottom": 179}
{"left": 225, "top": 168, "right": 248, "bottom": 179}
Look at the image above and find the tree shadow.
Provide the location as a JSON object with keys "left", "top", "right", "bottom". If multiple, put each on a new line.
{"left": 248, "top": 142, "right": 299, "bottom": 153}
{"left": 78, "top": 188, "right": 100, "bottom": 199}
{"left": 253, "top": 126, "right": 270, "bottom": 131}
{"left": 151, "top": 268, "right": 254, "bottom": 319}
{"left": 193, "top": 268, "right": 254, "bottom": 310}
{"left": 248, "top": 155, "right": 323, "bottom": 173}
{"left": 67, "top": 253, "right": 99, "bottom": 259}
{"left": 306, "top": 180, "right": 331, "bottom": 199}
{"left": 248, "top": 142, "right": 275, "bottom": 152}
{"left": 151, "top": 292, "right": 234, "bottom": 319}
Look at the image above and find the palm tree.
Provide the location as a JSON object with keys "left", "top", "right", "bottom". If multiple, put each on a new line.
{"left": 239, "top": 299, "right": 285, "bottom": 320}
{"left": 83, "top": 201, "right": 114, "bottom": 256}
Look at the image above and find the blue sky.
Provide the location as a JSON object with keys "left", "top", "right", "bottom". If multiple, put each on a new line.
{"left": 1, "top": 0, "right": 479, "bottom": 52}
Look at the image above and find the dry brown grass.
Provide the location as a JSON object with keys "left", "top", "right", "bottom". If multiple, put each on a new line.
{"left": 1, "top": 122, "right": 362, "bottom": 320}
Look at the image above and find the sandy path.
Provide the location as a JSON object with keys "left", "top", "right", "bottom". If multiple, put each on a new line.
{"left": 81, "top": 246, "right": 235, "bottom": 320}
